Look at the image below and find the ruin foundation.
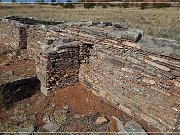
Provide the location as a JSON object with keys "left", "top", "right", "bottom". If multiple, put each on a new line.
{"left": 0, "top": 16, "right": 180, "bottom": 133}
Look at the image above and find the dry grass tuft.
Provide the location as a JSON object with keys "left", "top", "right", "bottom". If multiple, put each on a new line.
{"left": 0, "top": 4, "right": 180, "bottom": 42}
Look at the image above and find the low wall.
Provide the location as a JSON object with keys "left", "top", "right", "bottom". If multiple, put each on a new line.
{"left": 0, "top": 16, "right": 179, "bottom": 133}
{"left": 0, "top": 18, "right": 28, "bottom": 52}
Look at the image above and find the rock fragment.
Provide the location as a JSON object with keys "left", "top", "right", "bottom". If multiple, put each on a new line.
{"left": 43, "top": 122, "right": 60, "bottom": 132}
{"left": 16, "top": 125, "right": 34, "bottom": 135}
{"left": 95, "top": 117, "right": 108, "bottom": 125}
{"left": 112, "top": 116, "right": 127, "bottom": 134}
{"left": 124, "top": 121, "right": 147, "bottom": 135}
{"left": 1, "top": 70, "right": 14, "bottom": 79}
{"left": 43, "top": 115, "right": 51, "bottom": 124}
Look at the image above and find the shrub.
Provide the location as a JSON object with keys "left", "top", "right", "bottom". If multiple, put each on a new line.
{"left": 36, "top": 0, "right": 47, "bottom": 4}
{"left": 152, "top": 3, "right": 171, "bottom": 8}
{"left": 140, "top": 3, "right": 149, "bottom": 9}
{"left": 122, "top": 2, "right": 129, "bottom": 8}
{"left": 37, "top": 0, "right": 45, "bottom": 3}
{"left": 63, "top": 0, "right": 75, "bottom": 9}
{"left": 84, "top": 2, "right": 95, "bottom": 9}
{"left": 102, "top": 4, "right": 108, "bottom": 8}
{"left": 109, "top": 3, "right": 116, "bottom": 7}
{"left": 50, "top": 0, "right": 57, "bottom": 6}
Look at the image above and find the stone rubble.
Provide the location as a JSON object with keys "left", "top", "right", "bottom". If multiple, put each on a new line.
{"left": 16, "top": 125, "right": 34, "bottom": 135}
{"left": 124, "top": 121, "right": 148, "bottom": 135}
{"left": 95, "top": 116, "right": 108, "bottom": 125}
{"left": 43, "top": 115, "right": 51, "bottom": 124}
{"left": 112, "top": 116, "right": 127, "bottom": 134}
{"left": 43, "top": 122, "right": 60, "bottom": 132}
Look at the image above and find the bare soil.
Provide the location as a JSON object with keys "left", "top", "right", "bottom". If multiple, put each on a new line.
{"left": 0, "top": 82, "right": 132, "bottom": 132}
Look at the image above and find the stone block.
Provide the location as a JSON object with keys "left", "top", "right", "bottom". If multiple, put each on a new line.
{"left": 127, "top": 56, "right": 142, "bottom": 64}
{"left": 142, "top": 78, "right": 156, "bottom": 85}
{"left": 171, "top": 70, "right": 180, "bottom": 77}
{"left": 145, "top": 59, "right": 170, "bottom": 71}
{"left": 124, "top": 121, "right": 147, "bottom": 135}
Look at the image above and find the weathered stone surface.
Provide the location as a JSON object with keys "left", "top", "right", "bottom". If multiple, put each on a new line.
{"left": 124, "top": 121, "right": 147, "bottom": 135}
{"left": 171, "top": 70, "right": 180, "bottom": 77}
{"left": 95, "top": 117, "right": 108, "bottom": 125}
{"left": 112, "top": 116, "right": 127, "bottom": 133}
{"left": 127, "top": 56, "right": 142, "bottom": 64}
{"left": 11, "top": 113, "right": 27, "bottom": 122}
{"left": 35, "top": 38, "right": 80, "bottom": 93}
{"left": 122, "top": 41, "right": 141, "bottom": 49}
{"left": 142, "top": 78, "right": 155, "bottom": 85}
{"left": 43, "top": 122, "right": 60, "bottom": 132}
{"left": 160, "top": 71, "right": 176, "bottom": 80}
{"left": 139, "top": 36, "right": 180, "bottom": 58}
{"left": 145, "top": 66, "right": 156, "bottom": 76}
{"left": 108, "top": 29, "right": 143, "bottom": 42}
{"left": 43, "top": 115, "right": 51, "bottom": 123}
{"left": 149, "top": 55, "right": 180, "bottom": 68}
{"left": 16, "top": 125, "right": 34, "bottom": 135}
{"left": 145, "top": 59, "right": 170, "bottom": 71}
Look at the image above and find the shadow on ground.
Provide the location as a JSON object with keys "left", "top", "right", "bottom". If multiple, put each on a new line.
{"left": 0, "top": 76, "right": 40, "bottom": 109}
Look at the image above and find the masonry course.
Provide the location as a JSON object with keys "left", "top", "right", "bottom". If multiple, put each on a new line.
{"left": 0, "top": 16, "right": 180, "bottom": 133}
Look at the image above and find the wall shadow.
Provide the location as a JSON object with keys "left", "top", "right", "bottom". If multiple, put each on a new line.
{"left": 0, "top": 76, "right": 40, "bottom": 109}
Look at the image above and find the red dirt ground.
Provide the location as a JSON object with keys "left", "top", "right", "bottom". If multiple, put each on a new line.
{"left": 23, "top": 83, "right": 132, "bottom": 132}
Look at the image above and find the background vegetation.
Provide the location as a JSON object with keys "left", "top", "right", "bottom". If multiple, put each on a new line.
{"left": 0, "top": 3, "right": 179, "bottom": 42}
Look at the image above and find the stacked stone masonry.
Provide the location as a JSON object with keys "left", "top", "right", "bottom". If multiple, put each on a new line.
{"left": 34, "top": 37, "right": 80, "bottom": 95}
{"left": 0, "top": 16, "right": 180, "bottom": 133}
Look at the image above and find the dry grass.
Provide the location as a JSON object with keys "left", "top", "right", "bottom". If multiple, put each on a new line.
{"left": 0, "top": 4, "right": 180, "bottom": 42}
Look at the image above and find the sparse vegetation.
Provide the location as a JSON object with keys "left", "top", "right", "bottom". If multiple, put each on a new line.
{"left": 63, "top": 0, "right": 75, "bottom": 9}
{"left": 152, "top": 3, "right": 171, "bottom": 8}
{"left": 50, "top": 0, "right": 57, "bottom": 6}
{"left": 122, "top": 2, "right": 129, "bottom": 8}
{"left": 36, "top": 0, "right": 45, "bottom": 3}
{"left": 102, "top": 3, "right": 108, "bottom": 8}
{"left": 140, "top": 3, "right": 149, "bottom": 9}
{"left": 0, "top": 4, "right": 179, "bottom": 43}
{"left": 84, "top": 0, "right": 95, "bottom": 9}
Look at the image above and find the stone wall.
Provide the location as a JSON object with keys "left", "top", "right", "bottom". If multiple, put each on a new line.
{"left": 0, "top": 18, "right": 28, "bottom": 53}
{"left": 79, "top": 39, "right": 180, "bottom": 132}
{"left": 0, "top": 17, "right": 179, "bottom": 132}
{"left": 27, "top": 26, "right": 50, "bottom": 58}
{"left": 34, "top": 36, "right": 80, "bottom": 95}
